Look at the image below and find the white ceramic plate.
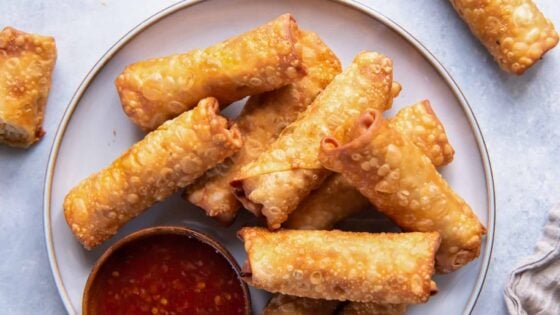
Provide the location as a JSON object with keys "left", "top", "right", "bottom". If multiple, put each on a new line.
{"left": 44, "top": 0, "right": 495, "bottom": 314}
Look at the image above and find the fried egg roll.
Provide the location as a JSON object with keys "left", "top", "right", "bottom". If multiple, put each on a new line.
{"left": 64, "top": 98, "right": 242, "bottom": 249}
{"left": 0, "top": 27, "right": 56, "bottom": 148}
{"left": 450, "top": 0, "right": 558, "bottom": 74}
{"left": 115, "top": 14, "right": 306, "bottom": 131}
{"left": 239, "top": 227, "right": 440, "bottom": 303}
{"left": 232, "top": 52, "right": 400, "bottom": 229}
{"left": 262, "top": 294, "right": 339, "bottom": 315}
{"left": 339, "top": 302, "right": 407, "bottom": 315}
{"left": 184, "top": 31, "right": 341, "bottom": 225}
{"left": 286, "top": 100, "right": 454, "bottom": 230}
{"left": 318, "top": 110, "right": 486, "bottom": 273}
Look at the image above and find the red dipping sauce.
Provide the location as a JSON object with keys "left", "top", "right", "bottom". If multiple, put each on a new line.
{"left": 85, "top": 230, "right": 247, "bottom": 315}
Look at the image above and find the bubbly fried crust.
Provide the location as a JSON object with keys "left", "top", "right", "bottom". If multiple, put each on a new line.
{"left": 262, "top": 294, "right": 339, "bottom": 315}
{"left": 0, "top": 27, "right": 56, "bottom": 148}
{"left": 451, "top": 0, "right": 558, "bottom": 74}
{"left": 239, "top": 228, "right": 440, "bottom": 303}
{"left": 319, "top": 111, "right": 486, "bottom": 273}
{"left": 184, "top": 31, "right": 341, "bottom": 225}
{"left": 232, "top": 52, "right": 399, "bottom": 229}
{"left": 339, "top": 302, "right": 407, "bottom": 315}
{"left": 115, "top": 14, "right": 306, "bottom": 131}
{"left": 286, "top": 100, "right": 455, "bottom": 230}
{"left": 64, "top": 98, "right": 242, "bottom": 249}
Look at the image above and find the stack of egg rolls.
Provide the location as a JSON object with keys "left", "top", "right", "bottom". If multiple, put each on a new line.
{"left": 184, "top": 31, "right": 341, "bottom": 224}
{"left": 268, "top": 101, "right": 453, "bottom": 313}
{"left": 285, "top": 100, "right": 455, "bottom": 230}
{"left": 319, "top": 110, "right": 486, "bottom": 273}
{"left": 64, "top": 98, "right": 242, "bottom": 249}
{"left": 115, "top": 14, "right": 306, "bottom": 131}
{"left": 232, "top": 51, "right": 401, "bottom": 229}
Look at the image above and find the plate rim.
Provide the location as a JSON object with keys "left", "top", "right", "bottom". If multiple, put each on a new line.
{"left": 42, "top": 0, "right": 496, "bottom": 314}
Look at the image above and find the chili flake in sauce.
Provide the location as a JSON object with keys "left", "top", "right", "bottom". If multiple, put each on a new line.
{"left": 89, "top": 234, "right": 245, "bottom": 315}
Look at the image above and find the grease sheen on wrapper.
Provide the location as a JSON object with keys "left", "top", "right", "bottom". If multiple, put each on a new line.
{"left": 115, "top": 14, "right": 306, "bottom": 131}
{"left": 318, "top": 110, "right": 486, "bottom": 273}
{"left": 239, "top": 227, "right": 440, "bottom": 304}
{"left": 64, "top": 98, "right": 242, "bottom": 249}
{"left": 184, "top": 31, "right": 341, "bottom": 224}
{"left": 450, "top": 0, "right": 558, "bottom": 74}
{"left": 232, "top": 52, "right": 400, "bottom": 229}
{"left": 286, "top": 100, "right": 455, "bottom": 230}
{"left": 0, "top": 27, "right": 56, "bottom": 148}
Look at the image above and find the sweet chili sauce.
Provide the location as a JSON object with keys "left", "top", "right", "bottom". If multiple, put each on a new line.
{"left": 88, "top": 234, "right": 246, "bottom": 315}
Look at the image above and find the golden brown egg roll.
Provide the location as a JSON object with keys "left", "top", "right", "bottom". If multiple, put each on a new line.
{"left": 0, "top": 27, "right": 56, "bottom": 148}
{"left": 184, "top": 31, "right": 341, "bottom": 225}
{"left": 64, "top": 98, "right": 242, "bottom": 249}
{"left": 115, "top": 14, "right": 306, "bottom": 131}
{"left": 239, "top": 227, "right": 439, "bottom": 304}
{"left": 261, "top": 294, "right": 339, "bottom": 315}
{"left": 318, "top": 110, "right": 486, "bottom": 273}
{"left": 232, "top": 52, "right": 400, "bottom": 229}
{"left": 285, "top": 100, "right": 455, "bottom": 230}
{"left": 339, "top": 302, "right": 407, "bottom": 315}
{"left": 450, "top": 0, "right": 558, "bottom": 74}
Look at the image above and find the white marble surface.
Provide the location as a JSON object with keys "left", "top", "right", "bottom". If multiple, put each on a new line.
{"left": 0, "top": 0, "right": 558, "bottom": 314}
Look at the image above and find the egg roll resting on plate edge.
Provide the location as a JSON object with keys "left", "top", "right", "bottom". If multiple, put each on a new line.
{"left": 318, "top": 110, "right": 486, "bottom": 273}
{"left": 115, "top": 13, "right": 306, "bottom": 131}
{"left": 64, "top": 97, "right": 242, "bottom": 249}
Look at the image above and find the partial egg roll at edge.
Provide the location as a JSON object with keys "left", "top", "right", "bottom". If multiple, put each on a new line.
{"left": 184, "top": 31, "right": 341, "bottom": 225}
{"left": 450, "top": 0, "right": 558, "bottom": 74}
{"left": 285, "top": 100, "right": 455, "bottom": 230}
{"left": 318, "top": 110, "right": 486, "bottom": 273}
{"left": 239, "top": 227, "right": 440, "bottom": 304}
{"left": 0, "top": 27, "right": 57, "bottom": 148}
{"left": 261, "top": 294, "right": 340, "bottom": 315}
{"left": 64, "top": 97, "right": 242, "bottom": 249}
{"left": 231, "top": 52, "right": 401, "bottom": 229}
{"left": 115, "top": 14, "right": 306, "bottom": 131}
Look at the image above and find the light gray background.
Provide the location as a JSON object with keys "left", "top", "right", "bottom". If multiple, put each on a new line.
{"left": 0, "top": 0, "right": 558, "bottom": 314}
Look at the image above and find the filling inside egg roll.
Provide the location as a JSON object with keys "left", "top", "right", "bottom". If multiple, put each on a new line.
{"left": 64, "top": 97, "right": 242, "bottom": 249}
{"left": 450, "top": 0, "right": 558, "bottom": 74}
{"left": 318, "top": 110, "right": 486, "bottom": 273}
{"left": 231, "top": 52, "right": 401, "bottom": 229}
{"left": 115, "top": 13, "right": 306, "bottom": 131}
{"left": 285, "top": 100, "right": 455, "bottom": 230}
{"left": 0, "top": 27, "right": 56, "bottom": 148}
{"left": 238, "top": 227, "right": 440, "bottom": 304}
{"left": 184, "top": 31, "right": 341, "bottom": 225}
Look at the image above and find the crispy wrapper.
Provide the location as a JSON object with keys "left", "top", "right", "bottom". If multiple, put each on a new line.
{"left": 262, "top": 294, "right": 339, "bottom": 315}
{"left": 239, "top": 227, "right": 440, "bottom": 304}
{"left": 0, "top": 27, "right": 56, "bottom": 148}
{"left": 184, "top": 31, "right": 341, "bottom": 224}
{"left": 318, "top": 110, "right": 486, "bottom": 273}
{"left": 339, "top": 302, "right": 407, "bottom": 315}
{"left": 64, "top": 98, "right": 242, "bottom": 249}
{"left": 451, "top": 0, "right": 558, "bottom": 74}
{"left": 232, "top": 52, "right": 400, "bottom": 229}
{"left": 115, "top": 14, "right": 306, "bottom": 131}
{"left": 286, "top": 100, "right": 455, "bottom": 230}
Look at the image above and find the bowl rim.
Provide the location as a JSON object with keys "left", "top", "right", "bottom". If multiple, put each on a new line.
{"left": 82, "top": 225, "right": 252, "bottom": 315}
{"left": 43, "top": 1, "right": 496, "bottom": 314}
